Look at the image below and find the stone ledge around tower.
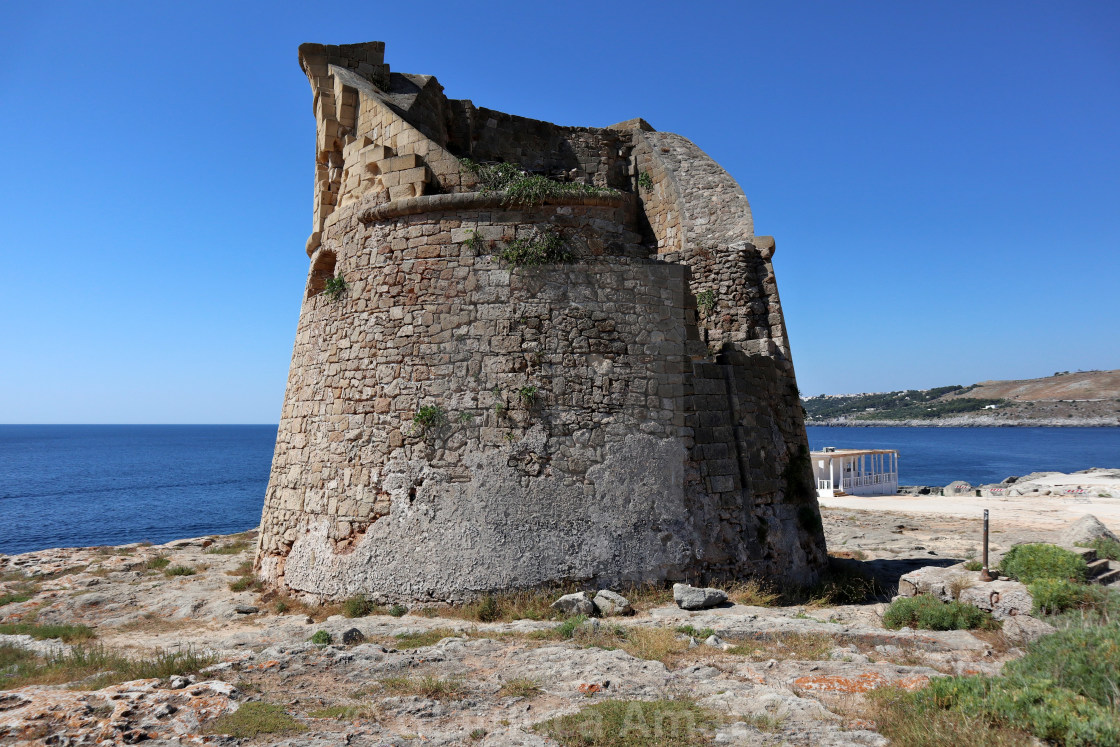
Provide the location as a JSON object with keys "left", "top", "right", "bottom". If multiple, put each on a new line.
{"left": 357, "top": 190, "right": 631, "bottom": 224}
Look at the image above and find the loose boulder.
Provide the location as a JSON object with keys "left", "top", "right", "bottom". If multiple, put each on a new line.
{"left": 592, "top": 590, "right": 632, "bottom": 617}
{"left": 943, "top": 480, "right": 973, "bottom": 496}
{"left": 342, "top": 628, "right": 365, "bottom": 645}
{"left": 1059, "top": 514, "right": 1120, "bottom": 547}
{"left": 1001, "top": 615, "right": 1056, "bottom": 646}
{"left": 673, "top": 583, "right": 728, "bottom": 610}
{"left": 958, "top": 580, "right": 1033, "bottom": 620}
{"left": 551, "top": 591, "right": 595, "bottom": 617}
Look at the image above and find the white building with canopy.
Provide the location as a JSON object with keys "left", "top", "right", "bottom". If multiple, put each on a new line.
{"left": 811, "top": 447, "right": 898, "bottom": 498}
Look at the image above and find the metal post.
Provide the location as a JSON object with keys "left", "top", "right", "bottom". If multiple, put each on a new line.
{"left": 980, "top": 509, "right": 994, "bottom": 582}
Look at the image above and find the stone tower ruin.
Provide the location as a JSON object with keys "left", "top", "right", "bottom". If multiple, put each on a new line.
{"left": 256, "top": 41, "right": 827, "bottom": 603}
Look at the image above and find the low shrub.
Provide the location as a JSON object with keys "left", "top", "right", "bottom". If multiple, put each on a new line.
{"left": 164, "top": 565, "right": 196, "bottom": 578}
{"left": 205, "top": 702, "right": 306, "bottom": 738}
{"left": 309, "top": 630, "right": 332, "bottom": 645}
{"left": 882, "top": 595, "right": 999, "bottom": 631}
{"left": 871, "top": 624, "right": 1120, "bottom": 746}
{"left": 228, "top": 576, "right": 263, "bottom": 593}
{"left": 555, "top": 615, "right": 588, "bottom": 640}
{"left": 675, "top": 625, "right": 715, "bottom": 640}
{"left": 388, "top": 604, "right": 408, "bottom": 618}
{"left": 343, "top": 594, "right": 379, "bottom": 618}
{"left": 0, "top": 593, "right": 32, "bottom": 607}
{"left": 999, "top": 543, "right": 1087, "bottom": 584}
{"left": 963, "top": 560, "right": 983, "bottom": 572}
{"left": 392, "top": 628, "right": 456, "bottom": 649}
{"left": 1006, "top": 623, "right": 1120, "bottom": 709}
{"left": 145, "top": 556, "right": 171, "bottom": 571}
{"left": 1029, "top": 578, "right": 1097, "bottom": 615}
{"left": 1078, "top": 536, "right": 1120, "bottom": 561}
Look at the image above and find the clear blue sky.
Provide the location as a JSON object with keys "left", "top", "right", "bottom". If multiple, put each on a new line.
{"left": 1, "top": 1, "right": 1117, "bottom": 422}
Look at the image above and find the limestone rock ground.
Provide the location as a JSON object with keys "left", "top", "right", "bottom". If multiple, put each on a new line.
{"left": 0, "top": 508, "right": 1086, "bottom": 745}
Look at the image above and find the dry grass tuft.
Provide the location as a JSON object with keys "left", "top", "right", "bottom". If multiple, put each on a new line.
{"left": 307, "top": 703, "right": 379, "bottom": 720}
{"left": 389, "top": 628, "right": 461, "bottom": 649}
{"left": 728, "top": 579, "right": 779, "bottom": 607}
{"left": 379, "top": 675, "right": 466, "bottom": 700}
{"left": 204, "top": 702, "right": 305, "bottom": 738}
{"left": 726, "top": 632, "right": 835, "bottom": 661}
{"left": 0, "top": 643, "right": 215, "bottom": 690}
{"left": 498, "top": 677, "right": 542, "bottom": 698}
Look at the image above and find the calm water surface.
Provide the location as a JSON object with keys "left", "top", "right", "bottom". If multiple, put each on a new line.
{"left": 1, "top": 425, "right": 1117, "bottom": 554}
{"left": 807, "top": 426, "right": 1120, "bottom": 487}
{"left": 0, "top": 425, "right": 275, "bottom": 554}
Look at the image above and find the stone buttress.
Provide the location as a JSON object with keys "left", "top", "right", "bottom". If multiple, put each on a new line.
{"left": 256, "top": 41, "right": 827, "bottom": 602}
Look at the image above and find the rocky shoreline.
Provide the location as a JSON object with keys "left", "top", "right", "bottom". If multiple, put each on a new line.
{"left": 2, "top": 505, "right": 1116, "bottom": 745}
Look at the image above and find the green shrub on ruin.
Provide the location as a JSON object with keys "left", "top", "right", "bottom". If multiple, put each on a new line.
{"left": 459, "top": 158, "right": 617, "bottom": 206}
{"left": 999, "top": 544, "right": 1087, "bottom": 585}
{"left": 323, "top": 274, "right": 348, "bottom": 302}
{"left": 412, "top": 405, "right": 448, "bottom": 436}
{"left": 695, "top": 289, "right": 716, "bottom": 317}
{"left": 637, "top": 171, "right": 654, "bottom": 192}
{"left": 883, "top": 595, "right": 999, "bottom": 631}
{"left": 388, "top": 604, "right": 408, "bottom": 617}
{"left": 499, "top": 229, "right": 573, "bottom": 267}
{"left": 462, "top": 229, "right": 485, "bottom": 254}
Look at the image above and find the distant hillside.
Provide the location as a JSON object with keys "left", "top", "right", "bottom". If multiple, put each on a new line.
{"left": 803, "top": 370, "right": 1120, "bottom": 426}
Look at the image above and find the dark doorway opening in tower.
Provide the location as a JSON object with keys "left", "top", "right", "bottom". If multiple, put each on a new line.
{"left": 307, "top": 250, "right": 337, "bottom": 298}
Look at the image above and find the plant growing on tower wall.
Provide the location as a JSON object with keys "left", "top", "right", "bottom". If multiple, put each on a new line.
{"left": 637, "top": 171, "right": 654, "bottom": 192}
{"left": 412, "top": 405, "right": 448, "bottom": 437}
{"left": 324, "top": 274, "right": 349, "bottom": 302}
{"left": 696, "top": 289, "right": 716, "bottom": 318}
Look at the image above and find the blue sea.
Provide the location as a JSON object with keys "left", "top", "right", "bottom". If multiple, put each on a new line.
{"left": 0, "top": 425, "right": 1117, "bottom": 555}
{"left": 807, "top": 426, "right": 1120, "bottom": 488}
{"left": 0, "top": 425, "right": 276, "bottom": 555}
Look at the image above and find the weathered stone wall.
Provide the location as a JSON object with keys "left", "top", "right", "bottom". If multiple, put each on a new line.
{"left": 258, "top": 41, "right": 826, "bottom": 602}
